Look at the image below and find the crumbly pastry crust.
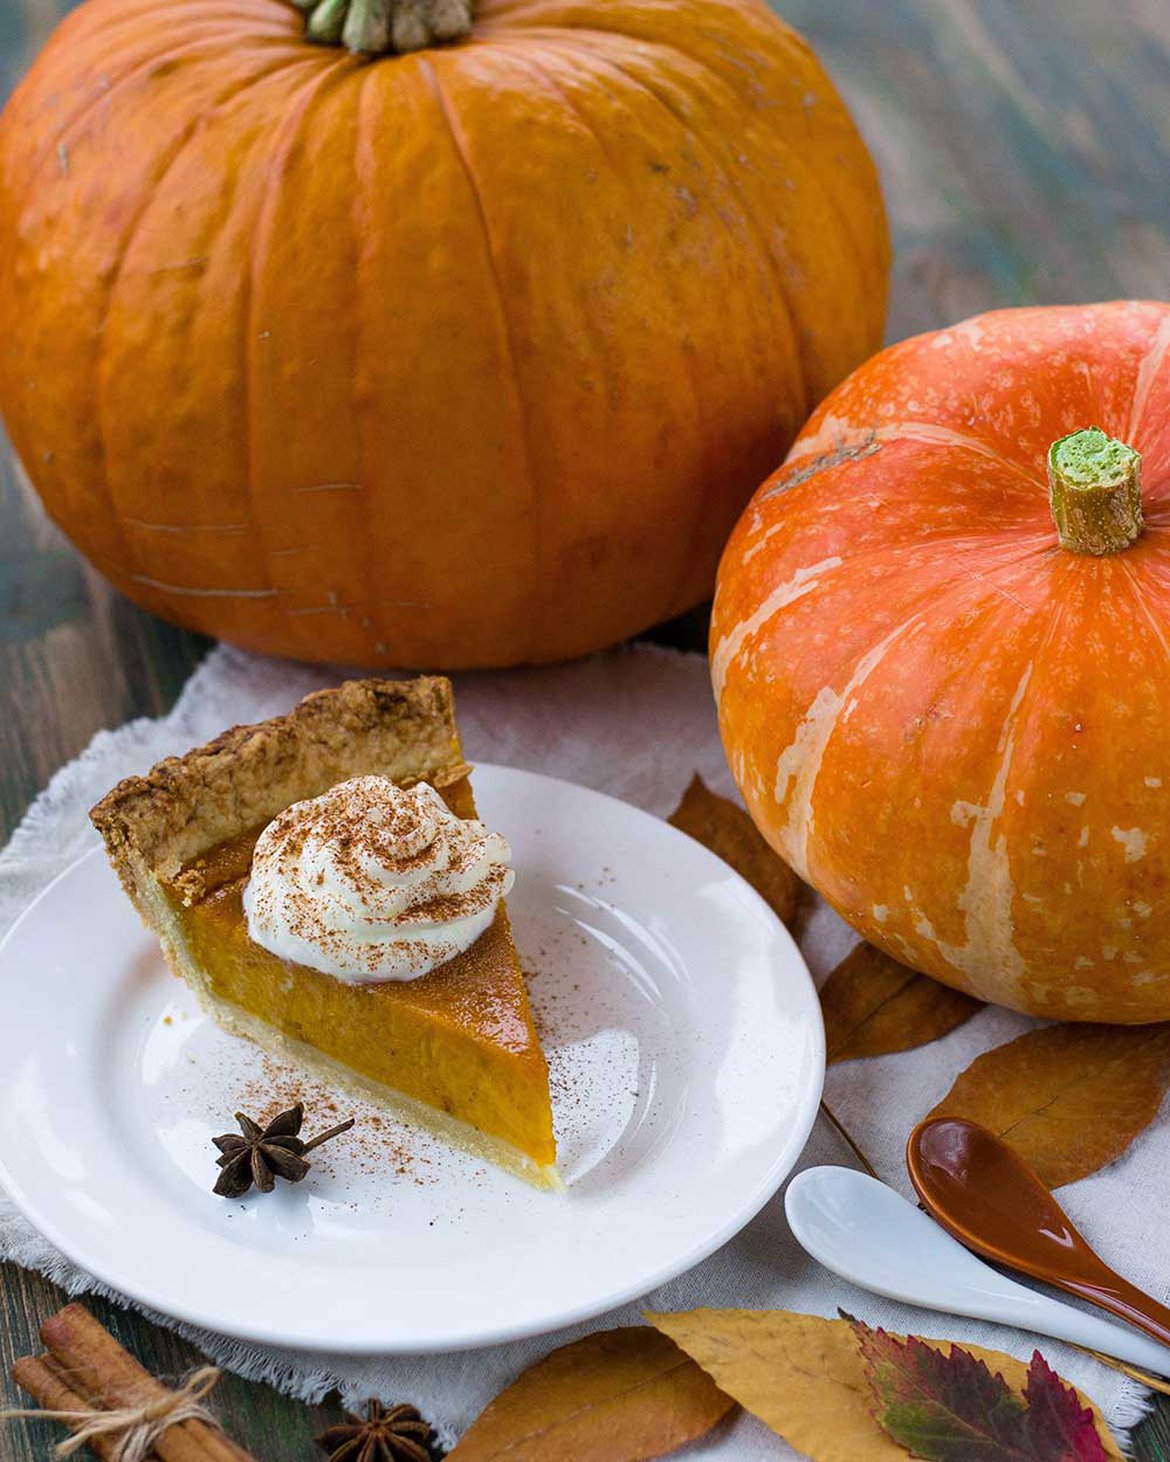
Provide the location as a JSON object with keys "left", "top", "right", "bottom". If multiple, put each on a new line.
{"left": 90, "top": 676, "right": 470, "bottom": 899}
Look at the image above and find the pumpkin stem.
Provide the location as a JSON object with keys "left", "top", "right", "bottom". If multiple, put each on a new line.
{"left": 1046, "top": 426, "right": 1143, "bottom": 556}
{"left": 297, "top": 0, "right": 474, "bottom": 56}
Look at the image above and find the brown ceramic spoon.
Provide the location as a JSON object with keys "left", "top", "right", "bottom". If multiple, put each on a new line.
{"left": 907, "top": 1116, "right": 1170, "bottom": 1349}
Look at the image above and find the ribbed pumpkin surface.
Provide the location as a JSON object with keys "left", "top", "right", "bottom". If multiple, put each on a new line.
{"left": 0, "top": 0, "right": 888, "bottom": 667}
{"left": 713, "top": 301, "right": 1170, "bottom": 1023}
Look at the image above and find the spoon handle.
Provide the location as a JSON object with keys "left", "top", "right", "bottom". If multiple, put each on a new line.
{"left": 906, "top": 1117, "right": 1170, "bottom": 1356}
{"left": 1060, "top": 1270, "right": 1170, "bottom": 1351}
{"left": 785, "top": 1168, "right": 1170, "bottom": 1379}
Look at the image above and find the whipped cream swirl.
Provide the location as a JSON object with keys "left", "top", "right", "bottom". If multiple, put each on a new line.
{"left": 243, "top": 775, "right": 514, "bottom": 982}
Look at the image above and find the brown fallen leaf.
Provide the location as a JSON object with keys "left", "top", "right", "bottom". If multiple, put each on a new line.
{"left": 821, "top": 942, "right": 983, "bottom": 1064}
{"left": 668, "top": 774, "right": 800, "bottom": 926}
{"left": 928, "top": 1022, "right": 1170, "bottom": 1187}
{"left": 445, "top": 1326, "right": 735, "bottom": 1461}
{"left": 646, "top": 1309, "right": 1123, "bottom": 1462}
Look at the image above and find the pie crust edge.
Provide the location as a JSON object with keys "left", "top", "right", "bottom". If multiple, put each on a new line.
{"left": 88, "top": 677, "right": 562, "bottom": 1190}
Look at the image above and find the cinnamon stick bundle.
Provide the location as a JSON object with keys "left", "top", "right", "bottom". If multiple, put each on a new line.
{"left": 9, "top": 1303, "right": 255, "bottom": 1461}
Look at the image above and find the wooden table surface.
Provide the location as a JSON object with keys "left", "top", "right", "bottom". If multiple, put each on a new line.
{"left": 2, "top": 0, "right": 1170, "bottom": 1457}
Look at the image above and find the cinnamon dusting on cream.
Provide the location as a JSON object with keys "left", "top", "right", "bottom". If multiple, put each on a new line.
{"left": 243, "top": 775, "right": 514, "bottom": 982}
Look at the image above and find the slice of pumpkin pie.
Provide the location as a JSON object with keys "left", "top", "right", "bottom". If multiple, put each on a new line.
{"left": 91, "top": 677, "right": 559, "bottom": 1189}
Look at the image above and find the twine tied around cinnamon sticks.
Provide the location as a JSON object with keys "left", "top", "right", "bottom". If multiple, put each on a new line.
{"left": 1, "top": 1364, "right": 222, "bottom": 1461}
{"left": 4, "top": 1303, "right": 256, "bottom": 1462}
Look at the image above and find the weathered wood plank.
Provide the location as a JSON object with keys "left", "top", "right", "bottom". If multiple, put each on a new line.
{"left": 1, "top": 0, "right": 1169, "bottom": 1458}
{"left": 0, "top": 1268, "right": 346, "bottom": 1460}
{"left": 0, "top": 443, "right": 209, "bottom": 838}
{"left": 783, "top": 0, "right": 1170, "bottom": 337}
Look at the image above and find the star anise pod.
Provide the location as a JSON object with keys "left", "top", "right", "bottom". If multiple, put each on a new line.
{"left": 316, "top": 1400, "right": 434, "bottom": 1462}
{"left": 212, "top": 1102, "right": 355, "bottom": 1197}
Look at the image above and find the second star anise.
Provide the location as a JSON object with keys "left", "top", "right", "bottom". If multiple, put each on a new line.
{"left": 212, "top": 1102, "right": 355, "bottom": 1197}
{"left": 316, "top": 1400, "right": 434, "bottom": 1462}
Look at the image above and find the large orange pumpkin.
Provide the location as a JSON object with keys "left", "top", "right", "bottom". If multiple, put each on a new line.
{"left": 0, "top": 0, "right": 888, "bottom": 669}
{"left": 713, "top": 301, "right": 1170, "bottom": 1024}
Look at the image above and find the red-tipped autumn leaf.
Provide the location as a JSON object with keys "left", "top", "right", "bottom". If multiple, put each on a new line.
{"left": 1023, "top": 1354, "right": 1112, "bottom": 1462}
{"left": 852, "top": 1319, "right": 1108, "bottom": 1462}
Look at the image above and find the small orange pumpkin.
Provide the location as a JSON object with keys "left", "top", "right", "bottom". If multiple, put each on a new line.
{"left": 0, "top": 0, "right": 888, "bottom": 668}
{"left": 713, "top": 301, "right": 1170, "bottom": 1023}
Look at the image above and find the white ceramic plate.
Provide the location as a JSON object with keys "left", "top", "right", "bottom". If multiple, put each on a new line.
{"left": 0, "top": 766, "right": 823, "bottom": 1353}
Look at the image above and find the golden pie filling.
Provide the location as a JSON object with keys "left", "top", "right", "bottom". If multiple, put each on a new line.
{"left": 92, "top": 678, "right": 559, "bottom": 1189}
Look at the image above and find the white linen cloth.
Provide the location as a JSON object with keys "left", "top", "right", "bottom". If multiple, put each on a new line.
{"left": 0, "top": 642, "right": 1163, "bottom": 1453}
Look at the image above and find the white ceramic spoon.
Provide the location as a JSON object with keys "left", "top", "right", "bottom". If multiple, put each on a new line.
{"left": 785, "top": 1166, "right": 1170, "bottom": 1376}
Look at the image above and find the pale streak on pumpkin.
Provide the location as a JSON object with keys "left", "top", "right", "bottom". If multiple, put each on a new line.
{"left": 745, "top": 418, "right": 1017, "bottom": 564}
{"left": 710, "top": 556, "right": 842, "bottom": 702}
{"left": 780, "top": 410, "right": 858, "bottom": 466}
{"left": 1126, "top": 308, "right": 1170, "bottom": 441}
{"left": 128, "top": 575, "right": 279, "bottom": 599}
{"left": 771, "top": 615, "right": 922, "bottom": 878}
{"left": 876, "top": 421, "right": 1032, "bottom": 477}
{"left": 120, "top": 519, "right": 249, "bottom": 534}
{"left": 783, "top": 415, "right": 1031, "bottom": 480}
{"left": 928, "top": 665, "right": 1032, "bottom": 1001}
{"left": 1111, "top": 826, "right": 1149, "bottom": 863}
{"left": 913, "top": 317, "right": 993, "bottom": 368}
{"left": 741, "top": 521, "right": 786, "bottom": 565}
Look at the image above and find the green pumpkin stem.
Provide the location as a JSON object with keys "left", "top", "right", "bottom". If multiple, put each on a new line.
{"left": 301, "top": 0, "right": 474, "bottom": 55}
{"left": 1047, "top": 426, "right": 1143, "bottom": 555}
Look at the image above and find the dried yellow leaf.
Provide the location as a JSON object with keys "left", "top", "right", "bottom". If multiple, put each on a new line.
{"left": 646, "top": 1309, "right": 1123, "bottom": 1462}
